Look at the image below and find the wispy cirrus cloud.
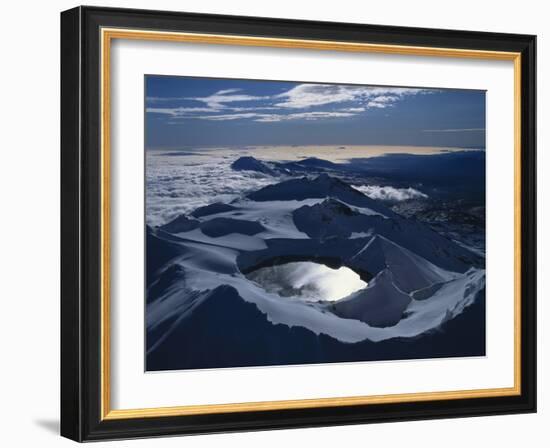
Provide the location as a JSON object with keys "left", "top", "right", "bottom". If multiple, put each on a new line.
{"left": 167, "top": 110, "right": 358, "bottom": 123}
{"left": 147, "top": 83, "right": 431, "bottom": 123}
{"left": 340, "top": 107, "right": 366, "bottom": 113}
{"left": 147, "top": 88, "right": 268, "bottom": 111}
{"left": 274, "top": 84, "right": 428, "bottom": 109}
{"left": 254, "top": 111, "right": 357, "bottom": 122}
{"left": 186, "top": 112, "right": 266, "bottom": 121}
{"left": 186, "top": 89, "right": 269, "bottom": 109}
{"left": 147, "top": 106, "right": 222, "bottom": 116}
{"left": 213, "top": 88, "right": 242, "bottom": 95}
{"left": 149, "top": 105, "right": 282, "bottom": 118}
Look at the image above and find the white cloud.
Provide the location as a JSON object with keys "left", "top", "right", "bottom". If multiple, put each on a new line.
{"left": 365, "top": 101, "right": 388, "bottom": 109}
{"left": 352, "top": 185, "right": 428, "bottom": 202}
{"left": 214, "top": 88, "right": 242, "bottom": 95}
{"left": 146, "top": 151, "right": 275, "bottom": 226}
{"left": 149, "top": 105, "right": 284, "bottom": 118}
{"left": 275, "top": 84, "right": 360, "bottom": 108}
{"left": 147, "top": 106, "right": 221, "bottom": 116}
{"left": 367, "top": 95, "right": 397, "bottom": 103}
{"left": 340, "top": 107, "right": 366, "bottom": 112}
{"left": 189, "top": 110, "right": 358, "bottom": 122}
{"left": 148, "top": 83, "right": 432, "bottom": 122}
{"left": 256, "top": 111, "right": 356, "bottom": 122}
{"left": 274, "top": 84, "right": 428, "bottom": 109}
{"left": 192, "top": 112, "right": 268, "bottom": 121}
{"left": 186, "top": 91, "right": 269, "bottom": 109}
{"left": 365, "top": 95, "right": 400, "bottom": 109}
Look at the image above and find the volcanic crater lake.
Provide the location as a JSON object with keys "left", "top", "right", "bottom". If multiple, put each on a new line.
{"left": 244, "top": 261, "right": 368, "bottom": 302}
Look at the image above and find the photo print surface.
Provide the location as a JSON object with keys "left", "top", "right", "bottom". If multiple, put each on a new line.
{"left": 145, "top": 75, "right": 486, "bottom": 371}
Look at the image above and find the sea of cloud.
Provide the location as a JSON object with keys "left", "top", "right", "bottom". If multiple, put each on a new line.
{"left": 146, "top": 148, "right": 432, "bottom": 226}
{"left": 146, "top": 150, "right": 277, "bottom": 227}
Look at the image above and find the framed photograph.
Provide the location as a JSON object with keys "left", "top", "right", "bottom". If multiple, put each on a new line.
{"left": 60, "top": 6, "right": 536, "bottom": 442}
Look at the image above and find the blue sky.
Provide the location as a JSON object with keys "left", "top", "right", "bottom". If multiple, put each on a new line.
{"left": 145, "top": 76, "right": 485, "bottom": 149}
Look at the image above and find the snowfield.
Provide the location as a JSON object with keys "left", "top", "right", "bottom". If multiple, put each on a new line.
{"left": 145, "top": 155, "right": 486, "bottom": 370}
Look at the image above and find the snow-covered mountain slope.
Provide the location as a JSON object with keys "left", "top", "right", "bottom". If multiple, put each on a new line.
{"left": 350, "top": 235, "right": 457, "bottom": 293}
{"left": 146, "top": 282, "right": 486, "bottom": 371}
{"left": 147, "top": 173, "right": 485, "bottom": 370}
{"left": 247, "top": 173, "right": 395, "bottom": 216}
{"left": 291, "top": 194, "right": 481, "bottom": 273}
{"left": 332, "top": 269, "right": 411, "bottom": 327}
{"left": 230, "top": 156, "right": 281, "bottom": 176}
{"left": 230, "top": 155, "right": 343, "bottom": 177}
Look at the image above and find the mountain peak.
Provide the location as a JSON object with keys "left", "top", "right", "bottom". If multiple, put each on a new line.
{"left": 286, "top": 157, "right": 339, "bottom": 169}
{"left": 231, "top": 156, "right": 278, "bottom": 175}
{"left": 247, "top": 174, "right": 394, "bottom": 219}
{"left": 351, "top": 234, "right": 454, "bottom": 292}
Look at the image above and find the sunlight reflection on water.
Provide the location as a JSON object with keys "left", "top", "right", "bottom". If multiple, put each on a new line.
{"left": 245, "top": 261, "right": 367, "bottom": 302}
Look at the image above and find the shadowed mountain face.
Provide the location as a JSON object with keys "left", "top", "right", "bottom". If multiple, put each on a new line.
{"left": 147, "top": 283, "right": 485, "bottom": 371}
{"left": 146, "top": 169, "right": 485, "bottom": 371}
{"left": 291, "top": 196, "right": 481, "bottom": 273}
{"left": 247, "top": 173, "right": 394, "bottom": 216}
{"left": 191, "top": 202, "right": 238, "bottom": 218}
{"left": 333, "top": 269, "right": 412, "bottom": 327}
{"left": 231, "top": 156, "right": 279, "bottom": 176}
{"left": 229, "top": 151, "right": 485, "bottom": 199}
